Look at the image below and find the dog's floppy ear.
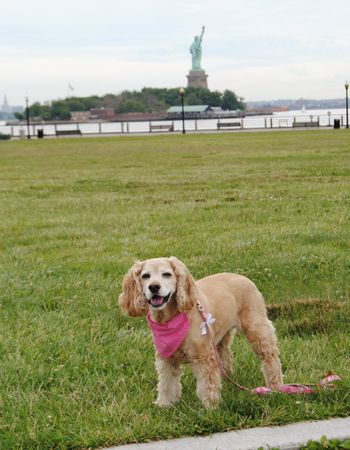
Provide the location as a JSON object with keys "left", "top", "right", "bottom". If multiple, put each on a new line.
{"left": 170, "top": 257, "right": 199, "bottom": 312}
{"left": 118, "top": 261, "right": 147, "bottom": 317}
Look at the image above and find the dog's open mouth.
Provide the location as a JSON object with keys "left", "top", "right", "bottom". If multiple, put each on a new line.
{"left": 149, "top": 293, "right": 171, "bottom": 308}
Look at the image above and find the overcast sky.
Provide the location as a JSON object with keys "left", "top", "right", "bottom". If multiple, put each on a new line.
{"left": 1, "top": 0, "right": 350, "bottom": 106}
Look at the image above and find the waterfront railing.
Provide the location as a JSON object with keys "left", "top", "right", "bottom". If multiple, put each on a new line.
{"left": 0, "top": 112, "right": 347, "bottom": 138}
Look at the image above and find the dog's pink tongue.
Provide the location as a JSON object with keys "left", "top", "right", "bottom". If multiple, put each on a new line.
{"left": 151, "top": 296, "right": 163, "bottom": 306}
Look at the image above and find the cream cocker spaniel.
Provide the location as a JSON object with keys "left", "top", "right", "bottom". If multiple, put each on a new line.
{"left": 119, "top": 257, "right": 283, "bottom": 408}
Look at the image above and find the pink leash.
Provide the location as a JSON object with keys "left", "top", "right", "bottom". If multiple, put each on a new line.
{"left": 251, "top": 374, "right": 342, "bottom": 395}
{"left": 197, "top": 302, "right": 342, "bottom": 395}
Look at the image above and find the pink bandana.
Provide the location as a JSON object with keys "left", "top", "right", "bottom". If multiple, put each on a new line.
{"left": 146, "top": 312, "right": 190, "bottom": 359}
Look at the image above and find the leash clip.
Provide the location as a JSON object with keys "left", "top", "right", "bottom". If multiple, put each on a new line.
{"left": 200, "top": 313, "right": 215, "bottom": 335}
{"left": 197, "top": 302, "right": 215, "bottom": 335}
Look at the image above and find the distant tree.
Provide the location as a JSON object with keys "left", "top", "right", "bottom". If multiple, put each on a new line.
{"left": 14, "top": 112, "right": 24, "bottom": 121}
{"left": 29, "top": 102, "right": 42, "bottom": 117}
{"left": 143, "top": 95, "right": 167, "bottom": 112}
{"left": 202, "top": 90, "right": 222, "bottom": 107}
{"left": 102, "top": 94, "right": 120, "bottom": 110}
{"left": 80, "top": 96, "right": 103, "bottom": 110}
{"left": 185, "top": 93, "right": 202, "bottom": 105}
{"left": 41, "top": 111, "right": 51, "bottom": 121}
{"left": 163, "top": 89, "right": 180, "bottom": 106}
{"left": 221, "top": 90, "right": 245, "bottom": 111}
{"left": 23, "top": 87, "right": 246, "bottom": 121}
{"left": 50, "top": 101, "right": 71, "bottom": 120}
{"left": 66, "top": 99, "right": 86, "bottom": 111}
{"left": 116, "top": 100, "right": 146, "bottom": 113}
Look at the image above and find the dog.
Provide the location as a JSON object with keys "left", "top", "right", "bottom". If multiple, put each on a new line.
{"left": 119, "top": 257, "right": 283, "bottom": 409}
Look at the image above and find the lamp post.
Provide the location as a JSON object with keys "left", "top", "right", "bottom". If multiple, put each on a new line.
{"left": 179, "top": 87, "right": 185, "bottom": 134}
{"left": 345, "top": 81, "right": 349, "bottom": 129}
{"left": 327, "top": 111, "right": 331, "bottom": 127}
{"left": 25, "top": 97, "right": 31, "bottom": 139}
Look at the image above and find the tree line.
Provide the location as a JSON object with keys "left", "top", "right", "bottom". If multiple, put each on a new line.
{"left": 15, "top": 87, "right": 245, "bottom": 121}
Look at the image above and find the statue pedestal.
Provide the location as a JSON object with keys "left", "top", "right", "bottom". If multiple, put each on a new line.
{"left": 187, "top": 70, "right": 208, "bottom": 89}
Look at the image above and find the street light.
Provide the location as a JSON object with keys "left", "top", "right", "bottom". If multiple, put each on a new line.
{"left": 25, "top": 97, "right": 31, "bottom": 139}
{"left": 345, "top": 81, "right": 349, "bottom": 129}
{"left": 179, "top": 87, "right": 185, "bottom": 134}
{"left": 327, "top": 111, "right": 331, "bottom": 127}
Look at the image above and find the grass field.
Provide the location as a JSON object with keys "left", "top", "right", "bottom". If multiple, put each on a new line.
{"left": 0, "top": 131, "right": 349, "bottom": 449}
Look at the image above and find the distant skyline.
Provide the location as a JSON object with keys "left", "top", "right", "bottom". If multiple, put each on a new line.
{"left": 1, "top": 0, "right": 350, "bottom": 106}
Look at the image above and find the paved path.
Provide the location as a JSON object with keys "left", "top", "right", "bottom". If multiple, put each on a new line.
{"left": 104, "top": 416, "right": 350, "bottom": 450}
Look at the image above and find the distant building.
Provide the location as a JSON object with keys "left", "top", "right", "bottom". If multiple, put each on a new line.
{"left": 0, "top": 96, "right": 23, "bottom": 118}
{"left": 211, "top": 106, "right": 224, "bottom": 114}
{"left": 71, "top": 111, "right": 91, "bottom": 121}
{"left": 90, "top": 107, "right": 115, "bottom": 120}
{"left": 112, "top": 112, "right": 166, "bottom": 121}
{"left": 166, "top": 104, "right": 213, "bottom": 118}
{"left": 1, "top": 96, "right": 10, "bottom": 113}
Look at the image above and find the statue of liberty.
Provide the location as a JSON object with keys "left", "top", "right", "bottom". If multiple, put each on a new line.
{"left": 190, "top": 26, "right": 205, "bottom": 71}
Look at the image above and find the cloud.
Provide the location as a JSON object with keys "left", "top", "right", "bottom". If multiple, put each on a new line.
{"left": 0, "top": 54, "right": 190, "bottom": 103}
{"left": 211, "top": 60, "right": 350, "bottom": 100}
{"left": 2, "top": 0, "right": 350, "bottom": 104}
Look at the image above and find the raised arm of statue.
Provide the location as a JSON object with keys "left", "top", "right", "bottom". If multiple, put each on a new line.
{"left": 199, "top": 26, "right": 205, "bottom": 43}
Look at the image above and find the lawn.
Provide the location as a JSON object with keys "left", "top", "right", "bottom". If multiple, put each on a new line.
{"left": 0, "top": 131, "right": 349, "bottom": 449}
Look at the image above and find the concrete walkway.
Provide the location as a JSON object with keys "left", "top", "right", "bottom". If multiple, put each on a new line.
{"left": 105, "top": 416, "right": 350, "bottom": 450}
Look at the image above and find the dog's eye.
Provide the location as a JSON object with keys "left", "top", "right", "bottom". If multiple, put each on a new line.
{"left": 141, "top": 273, "right": 150, "bottom": 279}
{"left": 162, "top": 272, "right": 172, "bottom": 278}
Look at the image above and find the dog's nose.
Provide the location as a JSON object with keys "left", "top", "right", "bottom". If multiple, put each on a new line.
{"left": 149, "top": 283, "right": 161, "bottom": 294}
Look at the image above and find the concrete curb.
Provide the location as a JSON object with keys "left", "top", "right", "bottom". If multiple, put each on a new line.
{"left": 105, "top": 417, "right": 350, "bottom": 450}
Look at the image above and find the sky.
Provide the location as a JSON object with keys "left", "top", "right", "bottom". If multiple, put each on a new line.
{"left": 1, "top": 0, "right": 350, "bottom": 106}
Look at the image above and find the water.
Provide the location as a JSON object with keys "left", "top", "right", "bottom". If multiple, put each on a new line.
{"left": 274, "top": 108, "right": 346, "bottom": 116}
{"left": 0, "top": 108, "right": 347, "bottom": 137}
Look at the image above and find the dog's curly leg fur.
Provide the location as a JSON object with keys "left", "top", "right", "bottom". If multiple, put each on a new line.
{"left": 217, "top": 329, "right": 236, "bottom": 375}
{"left": 191, "top": 353, "right": 222, "bottom": 409}
{"left": 241, "top": 317, "right": 283, "bottom": 387}
{"left": 155, "top": 356, "right": 182, "bottom": 407}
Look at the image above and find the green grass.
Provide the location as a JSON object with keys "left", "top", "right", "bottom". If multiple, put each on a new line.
{"left": 0, "top": 131, "right": 349, "bottom": 449}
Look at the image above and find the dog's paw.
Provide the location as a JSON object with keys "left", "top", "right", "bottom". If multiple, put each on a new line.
{"left": 155, "top": 397, "right": 177, "bottom": 408}
{"left": 200, "top": 391, "right": 221, "bottom": 409}
{"left": 202, "top": 398, "right": 220, "bottom": 409}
